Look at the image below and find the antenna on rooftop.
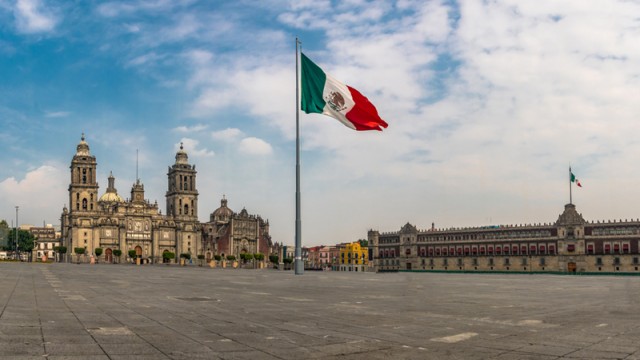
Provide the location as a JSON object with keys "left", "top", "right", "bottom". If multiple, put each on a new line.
{"left": 136, "top": 149, "right": 139, "bottom": 182}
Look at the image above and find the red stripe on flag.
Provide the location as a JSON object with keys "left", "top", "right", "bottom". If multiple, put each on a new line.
{"left": 345, "top": 86, "right": 389, "bottom": 131}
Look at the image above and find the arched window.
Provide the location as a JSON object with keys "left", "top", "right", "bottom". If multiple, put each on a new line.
{"left": 184, "top": 204, "right": 189, "bottom": 215}
{"left": 82, "top": 198, "right": 87, "bottom": 210}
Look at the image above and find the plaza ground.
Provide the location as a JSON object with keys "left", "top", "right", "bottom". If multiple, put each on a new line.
{"left": 1, "top": 263, "right": 639, "bottom": 359}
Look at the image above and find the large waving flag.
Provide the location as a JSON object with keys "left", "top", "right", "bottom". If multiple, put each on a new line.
{"left": 300, "top": 52, "right": 389, "bottom": 131}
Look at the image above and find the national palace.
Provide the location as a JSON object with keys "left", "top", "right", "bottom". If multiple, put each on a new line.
{"left": 369, "top": 203, "right": 640, "bottom": 273}
{"left": 60, "top": 135, "right": 272, "bottom": 263}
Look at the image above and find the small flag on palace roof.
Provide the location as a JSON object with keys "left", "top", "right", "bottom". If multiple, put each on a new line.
{"left": 300, "top": 52, "right": 389, "bottom": 131}
{"left": 570, "top": 172, "right": 582, "bottom": 187}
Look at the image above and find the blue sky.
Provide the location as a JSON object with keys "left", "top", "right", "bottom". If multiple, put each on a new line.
{"left": 2, "top": 0, "right": 640, "bottom": 246}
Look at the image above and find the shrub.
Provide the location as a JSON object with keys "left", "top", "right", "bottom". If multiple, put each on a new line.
{"left": 162, "top": 252, "right": 175, "bottom": 260}
{"left": 244, "top": 253, "right": 254, "bottom": 261}
{"left": 254, "top": 253, "right": 264, "bottom": 261}
{"left": 283, "top": 258, "right": 293, "bottom": 264}
{"left": 180, "top": 253, "right": 191, "bottom": 260}
{"left": 226, "top": 255, "right": 236, "bottom": 261}
{"left": 74, "top": 247, "right": 85, "bottom": 255}
{"left": 113, "top": 249, "right": 122, "bottom": 257}
{"left": 197, "top": 254, "right": 205, "bottom": 260}
{"left": 94, "top": 248, "right": 103, "bottom": 257}
{"left": 269, "top": 255, "right": 279, "bottom": 263}
{"left": 214, "top": 255, "right": 222, "bottom": 261}
{"left": 128, "top": 250, "right": 137, "bottom": 258}
{"left": 58, "top": 246, "right": 67, "bottom": 254}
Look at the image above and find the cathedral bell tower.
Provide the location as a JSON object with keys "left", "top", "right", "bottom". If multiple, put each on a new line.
{"left": 69, "top": 133, "right": 99, "bottom": 213}
{"left": 166, "top": 143, "right": 198, "bottom": 219}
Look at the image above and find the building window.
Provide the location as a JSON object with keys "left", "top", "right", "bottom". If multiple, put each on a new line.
{"left": 472, "top": 258, "right": 478, "bottom": 266}
{"left": 488, "top": 258, "right": 494, "bottom": 266}
{"left": 539, "top": 257, "right": 546, "bottom": 266}
{"left": 633, "top": 257, "right": 639, "bottom": 265}
{"left": 504, "top": 258, "right": 510, "bottom": 266}
{"left": 522, "top": 257, "right": 528, "bottom": 266}
{"left": 457, "top": 258, "right": 463, "bottom": 266}
{"left": 566, "top": 244, "right": 575, "bottom": 252}
{"left": 614, "top": 257, "right": 620, "bottom": 265}
{"left": 596, "top": 257, "right": 602, "bottom": 265}
{"left": 443, "top": 259, "right": 448, "bottom": 266}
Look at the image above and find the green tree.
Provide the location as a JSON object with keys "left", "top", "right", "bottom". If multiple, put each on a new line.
{"left": 113, "top": 249, "right": 122, "bottom": 263}
{"left": 5, "top": 229, "right": 35, "bottom": 252}
{"left": 94, "top": 248, "right": 103, "bottom": 263}
{"left": 358, "top": 239, "right": 368, "bottom": 247}
{"left": 74, "top": 247, "right": 85, "bottom": 264}
{"left": 162, "top": 251, "right": 175, "bottom": 263}
{"left": 254, "top": 253, "right": 264, "bottom": 261}
{"left": 244, "top": 253, "right": 254, "bottom": 262}
{"left": 226, "top": 255, "right": 236, "bottom": 261}
{"left": 214, "top": 255, "right": 222, "bottom": 261}
{"left": 128, "top": 249, "right": 137, "bottom": 259}
{"left": 269, "top": 255, "right": 279, "bottom": 263}
{"left": 180, "top": 253, "right": 191, "bottom": 260}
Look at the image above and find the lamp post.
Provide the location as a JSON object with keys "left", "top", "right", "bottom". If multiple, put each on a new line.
{"left": 15, "top": 206, "right": 19, "bottom": 260}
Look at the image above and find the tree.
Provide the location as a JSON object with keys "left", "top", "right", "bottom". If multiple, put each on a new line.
{"left": 162, "top": 251, "right": 175, "bottom": 263}
{"left": 113, "top": 249, "right": 122, "bottom": 263}
{"left": 214, "top": 255, "right": 222, "bottom": 261}
{"left": 226, "top": 255, "right": 236, "bottom": 261}
{"left": 358, "top": 239, "right": 369, "bottom": 247}
{"left": 74, "top": 247, "right": 85, "bottom": 264}
{"left": 269, "top": 255, "right": 279, "bottom": 264}
{"left": 197, "top": 254, "right": 205, "bottom": 266}
{"left": 244, "top": 253, "right": 254, "bottom": 262}
{"left": 254, "top": 253, "right": 264, "bottom": 261}
{"left": 5, "top": 229, "right": 35, "bottom": 252}
{"left": 128, "top": 250, "right": 137, "bottom": 259}
{"left": 94, "top": 248, "right": 103, "bottom": 263}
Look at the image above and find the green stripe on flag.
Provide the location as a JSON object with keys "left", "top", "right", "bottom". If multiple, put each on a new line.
{"left": 300, "top": 53, "right": 326, "bottom": 114}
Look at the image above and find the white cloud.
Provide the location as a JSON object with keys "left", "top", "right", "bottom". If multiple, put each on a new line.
{"left": 0, "top": 164, "right": 66, "bottom": 226}
{"left": 172, "top": 124, "right": 207, "bottom": 133}
{"left": 44, "top": 110, "right": 70, "bottom": 118}
{"left": 211, "top": 128, "right": 243, "bottom": 142}
{"left": 178, "top": 138, "right": 214, "bottom": 157}
{"left": 13, "top": 0, "right": 57, "bottom": 34}
{"left": 239, "top": 137, "right": 272, "bottom": 156}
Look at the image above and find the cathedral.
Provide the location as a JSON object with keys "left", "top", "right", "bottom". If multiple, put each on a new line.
{"left": 60, "top": 134, "right": 272, "bottom": 263}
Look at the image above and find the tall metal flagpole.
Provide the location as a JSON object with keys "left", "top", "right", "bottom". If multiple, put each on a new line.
{"left": 294, "top": 37, "right": 303, "bottom": 275}
{"left": 569, "top": 166, "right": 572, "bottom": 205}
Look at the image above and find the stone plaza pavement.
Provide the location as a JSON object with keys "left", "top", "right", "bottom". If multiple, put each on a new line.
{"left": 1, "top": 263, "right": 639, "bottom": 360}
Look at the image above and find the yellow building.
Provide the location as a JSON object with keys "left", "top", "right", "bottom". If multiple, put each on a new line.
{"left": 339, "top": 242, "right": 368, "bottom": 272}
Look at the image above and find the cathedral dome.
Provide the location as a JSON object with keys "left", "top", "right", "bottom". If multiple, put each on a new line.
{"left": 99, "top": 192, "right": 124, "bottom": 203}
{"left": 175, "top": 142, "right": 189, "bottom": 165}
{"left": 211, "top": 197, "right": 233, "bottom": 222}
{"left": 99, "top": 172, "right": 124, "bottom": 203}
{"left": 76, "top": 133, "right": 91, "bottom": 156}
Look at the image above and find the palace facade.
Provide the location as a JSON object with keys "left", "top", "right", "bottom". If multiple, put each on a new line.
{"left": 369, "top": 203, "right": 640, "bottom": 273}
{"left": 60, "top": 135, "right": 272, "bottom": 263}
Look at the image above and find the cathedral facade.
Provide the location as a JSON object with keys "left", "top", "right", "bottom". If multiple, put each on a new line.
{"left": 369, "top": 203, "right": 640, "bottom": 273}
{"left": 60, "top": 135, "right": 271, "bottom": 263}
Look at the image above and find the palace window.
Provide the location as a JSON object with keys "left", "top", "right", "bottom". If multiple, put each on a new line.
{"left": 405, "top": 248, "right": 411, "bottom": 255}
{"left": 566, "top": 244, "right": 575, "bottom": 252}
{"left": 472, "top": 258, "right": 478, "bottom": 266}
{"left": 530, "top": 245, "right": 537, "bottom": 254}
{"left": 633, "top": 257, "right": 639, "bottom": 265}
{"left": 539, "top": 245, "right": 546, "bottom": 254}
{"left": 457, "top": 258, "right": 463, "bottom": 266}
{"left": 614, "top": 244, "right": 620, "bottom": 253}
{"left": 614, "top": 257, "right": 620, "bottom": 265}
{"left": 622, "top": 243, "right": 630, "bottom": 254}
{"left": 587, "top": 243, "right": 594, "bottom": 254}
{"left": 596, "top": 257, "right": 603, "bottom": 265}
{"left": 549, "top": 244, "right": 556, "bottom": 254}
{"left": 540, "top": 257, "right": 546, "bottom": 266}
{"left": 512, "top": 245, "right": 518, "bottom": 255}
{"left": 604, "top": 244, "right": 611, "bottom": 253}
{"left": 488, "top": 258, "right": 494, "bottom": 266}
{"left": 504, "top": 258, "right": 510, "bottom": 265}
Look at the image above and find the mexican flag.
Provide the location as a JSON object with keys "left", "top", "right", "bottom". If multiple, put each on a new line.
{"left": 570, "top": 172, "right": 582, "bottom": 187}
{"left": 300, "top": 53, "right": 389, "bottom": 131}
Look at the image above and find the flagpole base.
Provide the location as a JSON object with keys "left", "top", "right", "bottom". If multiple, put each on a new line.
{"left": 294, "top": 259, "right": 304, "bottom": 275}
